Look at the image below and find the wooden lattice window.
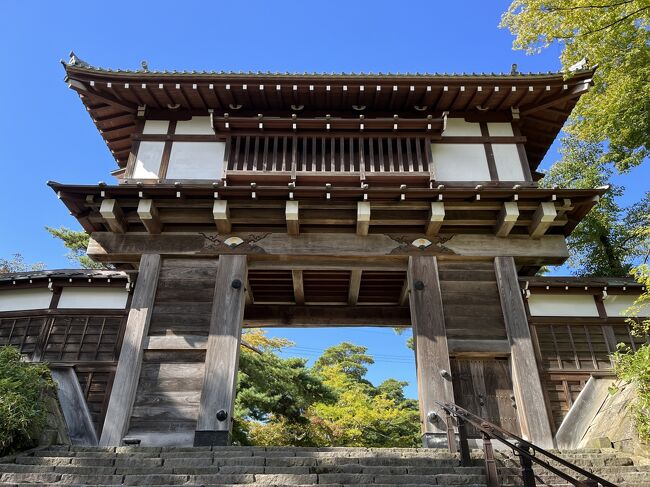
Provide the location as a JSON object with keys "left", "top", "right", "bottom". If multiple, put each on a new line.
{"left": 0, "top": 316, "right": 46, "bottom": 355}
{"left": 41, "top": 314, "right": 126, "bottom": 362}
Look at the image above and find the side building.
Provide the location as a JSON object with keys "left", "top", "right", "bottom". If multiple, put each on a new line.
{"left": 1, "top": 54, "right": 646, "bottom": 449}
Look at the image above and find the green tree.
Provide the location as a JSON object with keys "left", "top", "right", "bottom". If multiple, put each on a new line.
{"left": 0, "top": 346, "right": 55, "bottom": 455}
{"left": 0, "top": 253, "right": 45, "bottom": 275}
{"left": 313, "top": 342, "right": 374, "bottom": 383}
{"left": 540, "top": 140, "right": 650, "bottom": 276}
{"left": 612, "top": 264, "right": 650, "bottom": 442}
{"left": 247, "top": 341, "right": 421, "bottom": 447}
{"left": 45, "top": 227, "right": 103, "bottom": 269}
{"left": 501, "top": 0, "right": 650, "bottom": 171}
{"left": 233, "top": 330, "right": 335, "bottom": 445}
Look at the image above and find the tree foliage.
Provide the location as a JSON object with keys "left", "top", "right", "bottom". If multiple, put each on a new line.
{"left": 45, "top": 226, "right": 104, "bottom": 269}
{"left": 612, "top": 264, "right": 650, "bottom": 442}
{"left": 540, "top": 139, "right": 650, "bottom": 276}
{"left": 243, "top": 339, "right": 420, "bottom": 447}
{"left": 0, "top": 346, "right": 55, "bottom": 455}
{"left": 0, "top": 254, "right": 45, "bottom": 275}
{"left": 501, "top": 0, "right": 650, "bottom": 171}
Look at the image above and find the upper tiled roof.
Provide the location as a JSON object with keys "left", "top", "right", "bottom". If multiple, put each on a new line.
{"left": 64, "top": 52, "right": 588, "bottom": 79}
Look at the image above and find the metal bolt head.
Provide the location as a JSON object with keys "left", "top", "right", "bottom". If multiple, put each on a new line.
{"left": 414, "top": 280, "right": 425, "bottom": 291}
{"left": 231, "top": 279, "right": 242, "bottom": 289}
{"left": 427, "top": 411, "right": 439, "bottom": 423}
{"left": 216, "top": 410, "right": 228, "bottom": 421}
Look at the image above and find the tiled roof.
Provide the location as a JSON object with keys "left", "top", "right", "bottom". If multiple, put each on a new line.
{"left": 0, "top": 269, "right": 130, "bottom": 283}
{"left": 64, "top": 52, "right": 587, "bottom": 78}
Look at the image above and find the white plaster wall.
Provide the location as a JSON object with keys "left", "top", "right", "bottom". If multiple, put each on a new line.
{"left": 166, "top": 142, "right": 225, "bottom": 179}
{"left": 487, "top": 123, "right": 514, "bottom": 137}
{"left": 175, "top": 116, "right": 214, "bottom": 135}
{"left": 58, "top": 288, "right": 129, "bottom": 309}
{"left": 431, "top": 144, "right": 490, "bottom": 181}
{"left": 142, "top": 120, "right": 170, "bottom": 135}
{"left": 604, "top": 295, "right": 650, "bottom": 317}
{"left": 0, "top": 289, "right": 52, "bottom": 312}
{"left": 528, "top": 294, "right": 600, "bottom": 317}
{"left": 133, "top": 141, "right": 165, "bottom": 179}
{"left": 493, "top": 144, "right": 525, "bottom": 181}
{"left": 443, "top": 118, "right": 482, "bottom": 137}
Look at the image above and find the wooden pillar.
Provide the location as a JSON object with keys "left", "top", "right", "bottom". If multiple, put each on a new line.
{"left": 408, "top": 256, "right": 455, "bottom": 448}
{"left": 194, "top": 255, "right": 247, "bottom": 446}
{"left": 99, "top": 253, "right": 161, "bottom": 446}
{"left": 494, "top": 256, "right": 554, "bottom": 448}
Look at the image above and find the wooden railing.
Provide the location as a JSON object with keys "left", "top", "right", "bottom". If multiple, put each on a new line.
{"left": 225, "top": 134, "right": 432, "bottom": 181}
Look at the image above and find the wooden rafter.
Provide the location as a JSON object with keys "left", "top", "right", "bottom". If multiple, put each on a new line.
{"left": 286, "top": 201, "right": 299, "bottom": 236}
{"left": 495, "top": 202, "right": 519, "bottom": 237}
{"left": 348, "top": 270, "right": 362, "bottom": 305}
{"left": 99, "top": 199, "right": 126, "bottom": 233}
{"left": 356, "top": 202, "right": 371, "bottom": 236}
{"left": 292, "top": 269, "right": 305, "bottom": 305}
{"left": 213, "top": 200, "right": 231, "bottom": 234}
{"left": 137, "top": 199, "right": 161, "bottom": 234}
{"left": 529, "top": 202, "right": 557, "bottom": 239}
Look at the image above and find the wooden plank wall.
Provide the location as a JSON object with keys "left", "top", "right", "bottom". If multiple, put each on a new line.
{"left": 532, "top": 320, "right": 647, "bottom": 430}
{"left": 438, "top": 261, "right": 507, "bottom": 340}
{"left": 0, "top": 313, "right": 126, "bottom": 438}
{"left": 127, "top": 257, "right": 218, "bottom": 446}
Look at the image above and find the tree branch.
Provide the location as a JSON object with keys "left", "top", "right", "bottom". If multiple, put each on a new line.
{"left": 545, "top": 0, "right": 635, "bottom": 12}
{"left": 551, "top": 6, "right": 650, "bottom": 38}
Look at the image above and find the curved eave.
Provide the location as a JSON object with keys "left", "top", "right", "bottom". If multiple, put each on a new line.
{"left": 63, "top": 62, "right": 595, "bottom": 171}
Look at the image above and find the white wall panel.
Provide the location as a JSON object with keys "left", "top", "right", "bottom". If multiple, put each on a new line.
{"left": 431, "top": 144, "right": 490, "bottom": 181}
{"left": 133, "top": 142, "right": 164, "bottom": 179}
{"left": 528, "top": 294, "right": 599, "bottom": 317}
{"left": 487, "top": 123, "right": 514, "bottom": 136}
{"left": 443, "top": 118, "right": 482, "bottom": 136}
{"left": 142, "top": 120, "right": 169, "bottom": 134}
{"left": 0, "top": 289, "right": 52, "bottom": 312}
{"left": 493, "top": 144, "right": 525, "bottom": 181}
{"left": 166, "top": 142, "right": 225, "bottom": 179}
{"left": 58, "top": 288, "right": 129, "bottom": 309}
{"left": 175, "top": 116, "right": 214, "bottom": 135}
{"left": 604, "top": 295, "right": 650, "bottom": 317}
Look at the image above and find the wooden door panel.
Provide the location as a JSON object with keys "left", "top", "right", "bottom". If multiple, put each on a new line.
{"left": 451, "top": 358, "right": 520, "bottom": 437}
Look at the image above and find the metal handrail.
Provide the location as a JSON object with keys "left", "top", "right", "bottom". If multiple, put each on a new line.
{"left": 436, "top": 401, "right": 618, "bottom": 487}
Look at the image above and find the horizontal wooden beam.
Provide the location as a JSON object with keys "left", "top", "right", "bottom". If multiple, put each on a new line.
{"left": 243, "top": 304, "right": 411, "bottom": 327}
{"left": 88, "top": 231, "right": 570, "bottom": 265}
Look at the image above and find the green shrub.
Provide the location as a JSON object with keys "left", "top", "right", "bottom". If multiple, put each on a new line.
{"left": 0, "top": 346, "right": 55, "bottom": 455}
{"left": 611, "top": 264, "right": 650, "bottom": 444}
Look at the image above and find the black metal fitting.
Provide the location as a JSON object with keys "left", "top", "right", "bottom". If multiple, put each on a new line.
{"left": 231, "top": 279, "right": 242, "bottom": 289}
{"left": 216, "top": 409, "right": 228, "bottom": 421}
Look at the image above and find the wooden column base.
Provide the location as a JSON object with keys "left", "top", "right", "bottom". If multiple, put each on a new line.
{"left": 194, "top": 430, "right": 230, "bottom": 447}
{"left": 422, "top": 432, "right": 450, "bottom": 449}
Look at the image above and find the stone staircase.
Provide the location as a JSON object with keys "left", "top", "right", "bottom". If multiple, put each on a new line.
{"left": 0, "top": 445, "right": 647, "bottom": 486}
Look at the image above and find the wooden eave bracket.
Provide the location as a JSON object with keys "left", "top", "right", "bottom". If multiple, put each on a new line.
{"left": 356, "top": 202, "right": 371, "bottom": 236}
{"left": 213, "top": 200, "right": 232, "bottom": 233}
{"left": 286, "top": 200, "right": 300, "bottom": 235}
{"left": 529, "top": 201, "right": 557, "bottom": 238}
{"left": 99, "top": 199, "right": 126, "bottom": 233}
{"left": 292, "top": 269, "right": 305, "bottom": 305}
{"left": 137, "top": 199, "right": 161, "bottom": 234}
{"left": 425, "top": 202, "right": 445, "bottom": 237}
{"left": 495, "top": 201, "right": 519, "bottom": 237}
{"left": 348, "top": 269, "right": 362, "bottom": 305}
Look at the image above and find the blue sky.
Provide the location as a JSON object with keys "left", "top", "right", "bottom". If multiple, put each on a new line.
{"left": 1, "top": 1, "right": 647, "bottom": 398}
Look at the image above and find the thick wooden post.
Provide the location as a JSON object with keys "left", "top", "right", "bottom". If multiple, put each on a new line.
{"left": 194, "top": 255, "right": 247, "bottom": 446}
{"left": 408, "top": 256, "right": 455, "bottom": 447}
{"left": 494, "top": 256, "right": 554, "bottom": 448}
{"left": 99, "top": 253, "right": 161, "bottom": 446}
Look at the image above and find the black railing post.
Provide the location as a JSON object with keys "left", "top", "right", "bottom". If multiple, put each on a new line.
{"left": 482, "top": 432, "right": 499, "bottom": 487}
{"left": 517, "top": 442, "right": 536, "bottom": 487}
{"left": 457, "top": 417, "right": 471, "bottom": 467}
